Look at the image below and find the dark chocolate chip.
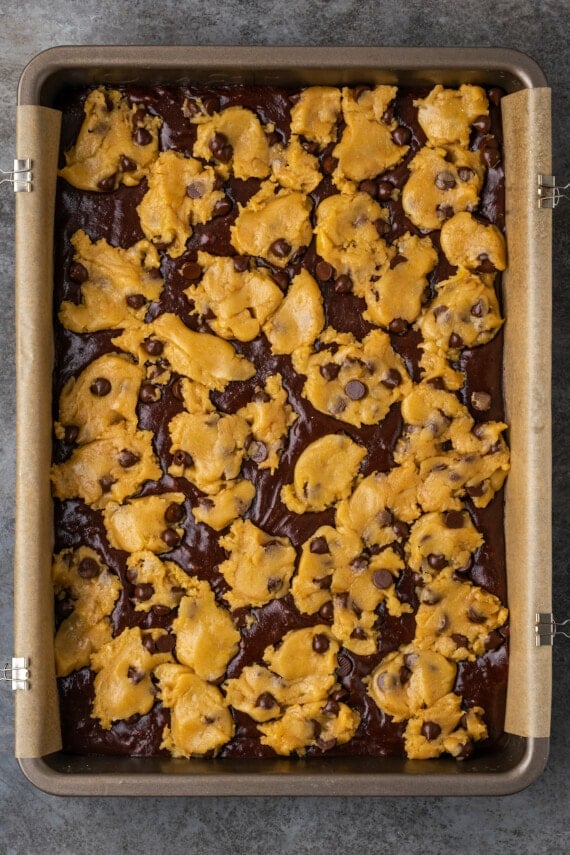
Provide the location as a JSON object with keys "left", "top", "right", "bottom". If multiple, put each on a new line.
{"left": 451, "top": 633, "right": 470, "bottom": 648}
{"left": 267, "top": 575, "right": 282, "bottom": 593}
{"left": 458, "top": 166, "right": 475, "bottom": 182}
{"left": 209, "top": 132, "right": 233, "bottom": 163}
{"left": 310, "top": 536, "right": 329, "bottom": 554}
{"left": 143, "top": 338, "right": 164, "bottom": 356}
{"left": 152, "top": 604, "right": 172, "bottom": 618}
{"left": 315, "top": 260, "right": 334, "bottom": 281}
{"left": 476, "top": 254, "right": 496, "bottom": 274}
{"left": 351, "top": 554, "right": 369, "bottom": 571}
{"left": 134, "top": 127, "right": 153, "bottom": 146}
{"left": 301, "top": 138, "right": 319, "bottom": 154}
{"left": 133, "top": 583, "right": 154, "bottom": 602}
{"left": 345, "top": 379, "right": 367, "bottom": 400}
{"left": 359, "top": 179, "right": 377, "bottom": 198}
{"left": 372, "top": 569, "right": 393, "bottom": 590}
{"left": 269, "top": 238, "right": 292, "bottom": 258}
{"left": 165, "top": 502, "right": 185, "bottom": 523}
{"left": 393, "top": 519, "right": 410, "bottom": 540}
{"left": 419, "top": 587, "right": 442, "bottom": 605}
{"left": 90, "top": 377, "right": 111, "bottom": 397}
{"left": 390, "top": 254, "right": 407, "bottom": 270}
{"left": 118, "top": 449, "right": 140, "bottom": 468}
{"left": 173, "top": 449, "right": 192, "bottom": 467}
{"left": 171, "top": 378, "right": 185, "bottom": 400}
{"left": 233, "top": 256, "right": 250, "bottom": 272}
{"left": 203, "top": 96, "right": 220, "bottom": 115}
{"left": 435, "top": 170, "right": 456, "bottom": 190}
{"left": 377, "top": 180, "right": 393, "bottom": 201}
{"left": 436, "top": 204, "right": 454, "bottom": 221}
{"left": 312, "top": 633, "right": 330, "bottom": 654}
{"left": 126, "top": 293, "right": 146, "bottom": 309}
{"left": 480, "top": 137, "right": 501, "bottom": 168}
{"left": 471, "top": 299, "right": 486, "bottom": 317}
{"left": 156, "top": 633, "right": 176, "bottom": 653}
{"left": 334, "top": 274, "right": 353, "bottom": 294}
{"left": 139, "top": 383, "right": 160, "bottom": 403}
{"left": 127, "top": 667, "right": 145, "bottom": 684}
{"left": 321, "top": 154, "right": 338, "bottom": 174}
{"left": 391, "top": 125, "right": 411, "bottom": 146}
{"left": 427, "top": 553, "right": 447, "bottom": 571}
{"left": 319, "top": 362, "right": 340, "bottom": 382}
{"left": 488, "top": 87, "right": 503, "bottom": 106}
{"left": 449, "top": 332, "right": 464, "bottom": 349}
{"left": 97, "top": 174, "right": 117, "bottom": 192}
{"left": 69, "top": 261, "right": 89, "bottom": 283}
{"left": 399, "top": 665, "right": 412, "bottom": 684}
{"left": 374, "top": 217, "right": 390, "bottom": 237}
{"left": 376, "top": 508, "right": 393, "bottom": 527}
{"left": 271, "top": 271, "right": 289, "bottom": 291}
{"left": 421, "top": 721, "right": 442, "bottom": 741}
{"left": 77, "top": 557, "right": 100, "bottom": 579}
{"left": 485, "top": 629, "right": 504, "bottom": 651}
{"left": 388, "top": 317, "right": 409, "bottom": 335}
{"left": 350, "top": 627, "right": 367, "bottom": 640}
{"left": 456, "top": 739, "right": 474, "bottom": 759}
{"left": 162, "top": 528, "right": 181, "bottom": 548}
{"left": 63, "top": 424, "right": 79, "bottom": 444}
{"left": 381, "top": 368, "right": 402, "bottom": 389}
{"left": 213, "top": 197, "right": 232, "bottom": 217}
{"left": 179, "top": 261, "right": 202, "bottom": 281}
{"left": 322, "top": 699, "right": 340, "bottom": 716}
{"left": 472, "top": 114, "right": 491, "bottom": 133}
{"left": 466, "top": 482, "right": 486, "bottom": 498}
{"left": 336, "top": 653, "right": 352, "bottom": 677}
{"left": 468, "top": 606, "right": 487, "bottom": 624}
{"left": 119, "top": 155, "right": 137, "bottom": 173}
{"left": 186, "top": 181, "right": 205, "bottom": 199}
{"left": 255, "top": 691, "right": 277, "bottom": 710}
{"left": 315, "top": 574, "right": 333, "bottom": 590}
{"left": 444, "top": 510, "right": 464, "bottom": 529}
{"left": 318, "top": 601, "right": 334, "bottom": 622}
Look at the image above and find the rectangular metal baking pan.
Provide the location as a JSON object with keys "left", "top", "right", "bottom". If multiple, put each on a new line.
{"left": 14, "top": 45, "right": 551, "bottom": 796}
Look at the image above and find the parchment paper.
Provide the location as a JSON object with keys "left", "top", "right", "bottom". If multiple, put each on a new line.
{"left": 13, "top": 88, "right": 552, "bottom": 758}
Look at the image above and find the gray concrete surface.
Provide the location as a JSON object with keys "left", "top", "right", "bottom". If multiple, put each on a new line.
{"left": 0, "top": 1, "right": 568, "bottom": 853}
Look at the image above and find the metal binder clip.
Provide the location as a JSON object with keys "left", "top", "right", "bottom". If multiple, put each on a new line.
{"left": 538, "top": 174, "right": 569, "bottom": 209}
{"left": 0, "top": 657, "right": 30, "bottom": 690}
{"left": 535, "top": 613, "right": 570, "bottom": 647}
{"left": 0, "top": 159, "right": 33, "bottom": 193}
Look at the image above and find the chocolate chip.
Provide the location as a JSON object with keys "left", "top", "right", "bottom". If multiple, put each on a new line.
{"left": 471, "top": 391, "right": 492, "bottom": 412}
{"left": 301, "top": 138, "right": 319, "bottom": 154}
{"left": 77, "top": 557, "right": 100, "bottom": 579}
{"left": 90, "top": 377, "right": 111, "bottom": 397}
{"left": 372, "top": 569, "right": 393, "bottom": 590}
{"left": 449, "top": 332, "right": 464, "bottom": 349}
{"left": 388, "top": 317, "right": 409, "bottom": 336}
{"left": 213, "top": 197, "right": 232, "bottom": 217}
{"left": 186, "top": 180, "right": 205, "bottom": 199}
{"left": 312, "top": 633, "right": 330, "bottom": 654}
{"left": 267, "top": 575, "right": 282, "bottom": 593}
{"left": 391, "top": 125, "right": 411, "bottom": 146}
{"left": 393, "top": 519, "right": 410, "bottom": 540}
{"left": 473, "top": 114, "right": 491, "bottom": 133}
{"left": 435, "top": 170, "right": 456, "bottom": 191}
{"left": 480, "top": 137, "right": 501, "bottom": 168}
{"left": 316, "top": 362, "right": 338, "bottom": 384}
{"left": 488, "top": 87, "right": 503, "bottom": 106}
{"left": 452, "top": 633, "right": 470, "bottom": 648}
{"left": 345, "top": 379, "right": 367, "bottom": 400}
{"left": 390, "top": 254, "right": 407, "bottom": 270}
{"left": 334, "top": 274, "right": 353, "bottom": 294}
{"left": 427, "top": 553, "right": 447, "bottom": 571}
{"left": 470, "top": 299, "right": 486, "bottom": 317}
{"left": 165, "top": 502, "right": 185, "bottom": 523}
{"left": 269, "top": 238, "right": 291, "bottom": 258}
{"left": 315, "top": 260, "right": 334, "bottom": 281}
{"left": 162, "top": 528, "right": 181, "bottom": 548}
{"left": 139, "top": 383, "right": 160, "bottom": 403}
{"left": 209, "top": 132, "right": 233, "bottom": 163}
{"left": 436, "top": 204, "right": 454, "bottom": 221}
{"left": 322, "top": 699, "right": 340, "bottom": 717}
{"left": 310, "top": 536, "right": 329, "bottom": 554}
{"left": 117, "top": 449, "right": 140, "bottom": 469}
{"left": 377, "top": 180, "right": 393, "bottom": 201}
{"left": 456, "top": 739, "right": 474, "bottom": 759}
{"left": 376, "top": 508, "right": 393, "bottom": 528}
{"left": 255, "top": 692, "right": 277, "bottom": 710}
{"left": 421, "top": 721, "right": 442, "bottom": 741}
{"left": 127, "top": 667, "right": 145, "bottom": 684}
{"left": 419, "top": 587, "right": 441, "bottom": 605}
{"left": 133, "top": 583, "right": 154, "bottom": 602}
{"left": 152, "top": 604, "right": 172, "bottom": 618}
{"left": 468, "top": 606, "right": 487, "bottom": 624}
{"left": 233, "top": 256, "right": 250, "bottom": 272}
{"left": 436, "top": 613, "right": 449, "bottom": 633}
{"left": 269, "top": 271, "right": 288, "bottom": 291}
{"left": 143, "top": 338, "right": 164, "bottom": 356}
{"left": 351, "top": 554, "right": 369, "bottom": 571}
{"left": 359, "top": 179, "right": 377, "bottom": 198}
{"left": 173, "top": 450, "right": 192, "bottom": 469}
{"left": 97, "top": 174, "right": 116, "bottom": 192}
{"left": 69, "top": 262, "right": 89, "bottom": 283}
{"left": 466, "top": 482, "right": 485, "bottom": 498}
{"left": 148, "top": 635, "right": 172, "bottom": 655}
{"left": 142, "top": 634, "right": 156, "bottom": 654}
{"left": 171, "top": 378, "right": 185, "bottom": 400}
{"left": 126, "top": 293, "right": 146, "bottom": 309}
{"left": 118, "top": 154, "right": 137, "bottom": 173}
{"left": 321, "top": 154, "right": 338, "bottom": 174}
{"left": 444, "top": 510, "right": 464, "bottom": 529}
{"left": 458, "top": 166, "right": 474, "bottom": 182}
{"left": 56, "top": 597, "right": 74, "bottom": 619}
{"left": 315, "top": 574, "right": 333, "bottom": 590}
{"left": 476, "top": 254, "right": 496, "bottom": 274}
{"left": 336, "top": 653, "right": 352, "bottom": 676}
{"left": 381, "top": 368, "right": 402, "bottom": 389}
{"left": 485, "top": 629, "right": 504, "bottom": 651}
{"left": 318, "top": 601, "right": 334, "bottom": 622}
{"left": 134, "top": 127, "right": 153, "bottom": 146}
{"left": 64, "top": 424, "right": 79, "bottom": 444}
{"left": 350, "top": 627, "right": 367, "bottom": 640}
{"left": 203, "top": 96, "right": 220, "bottom": 115}
{"left": 179, "top": 261, "right": 202, "bottom": 281}
{"left": 248, "top": 440, "right": 268, "bottom": 464}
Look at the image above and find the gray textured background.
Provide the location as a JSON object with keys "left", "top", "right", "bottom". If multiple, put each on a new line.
{"left": 0, "top": 1, "right": 568, "bottom": 853}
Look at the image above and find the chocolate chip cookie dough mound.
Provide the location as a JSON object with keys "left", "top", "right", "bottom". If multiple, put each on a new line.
{"left": 52, "top": 81, "right": 509, "bottom": 761}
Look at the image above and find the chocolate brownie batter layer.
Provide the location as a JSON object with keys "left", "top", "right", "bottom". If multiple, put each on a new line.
{"left": 51, "top": 82, "right": 509, "bottom": 760}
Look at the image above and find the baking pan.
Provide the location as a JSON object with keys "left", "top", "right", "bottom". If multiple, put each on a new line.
{"left": 13, "top": 45, "right": 552, "bottom": 796}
